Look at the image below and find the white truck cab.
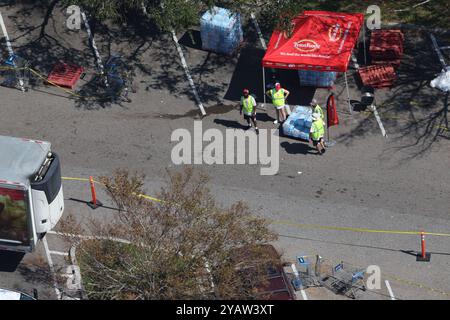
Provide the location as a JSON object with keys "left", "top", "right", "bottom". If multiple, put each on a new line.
{"left": 0, "top": 135, "right": 64, "bottom": 252}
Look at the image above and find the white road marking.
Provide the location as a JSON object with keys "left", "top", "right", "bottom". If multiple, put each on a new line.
{"left": 385, "top": 280, "right": 396, "bottom": 300}
{"left": 291, "top": 263, "right": 308, "bottom": 300}
{"left": 42, "top": 236, "right": 62, "bottom": 299}
{"left": 250, "top": 13, "right": 267, "bottom": 50}
{"left": 81, "top": 11, "right": 108, "bottom": 87}
{"left": 171, "top": 30, "right": 206, "bottom": 116}
{"left": 300, "top": 289, "right": 308, "bottom": 300}
{"left": 429, "top": 33, "right": 447, "bottom": 68}
{"left": 0, "top": 11, "right": 25, "bottom": 92}
{"left": 372, "top": 105, "right": 387, "bottom": 137}
{"left": 48, "top": 230, "right": 131, "bottom": 244}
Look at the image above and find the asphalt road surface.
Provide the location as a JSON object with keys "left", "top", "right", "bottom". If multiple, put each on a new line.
{"left": 0, "top": 3, "right": 449, "bottom": 300}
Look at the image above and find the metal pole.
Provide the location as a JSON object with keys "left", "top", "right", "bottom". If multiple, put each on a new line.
{"left": 315, "top": 255, "right": 322, "bottom": 278}
{"left": 344, "top": 72, "right": 352, "bottom": 114}
{"left": 262, "top": 67, "right": 266, "bottom": 105}
{"left": 0, "top": 11, "right": 25, "bottom": 92}
{"left": 81, "top": 11, "right": 109, "bottom": 88}
{"left": 363, "top": 23, "right": 367, "bottom": 65}
{"left": 327, "top": 121, "right": 330, "bottom": 142}
{"left": 430, "top": 33, "right": 447, "bottom": 68}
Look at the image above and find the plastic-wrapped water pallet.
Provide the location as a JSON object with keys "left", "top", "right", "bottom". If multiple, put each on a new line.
{"left": 200, "top": 6, "right": 243, "bottom": 55}
{"left": 282, "top": 106, "right": 313, "bottom": 141}
{"left": 298, "top": 70, "right": 337, "bottom": 88}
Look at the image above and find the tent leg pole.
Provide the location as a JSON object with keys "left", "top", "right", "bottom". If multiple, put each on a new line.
{"left": 345, "top": 72, "right": 352, "bottom": 115}
{"left": 363, "top": 23, "right": 367, "bottom": 65}
{"left": 327, "top": 125, "right": 331, "bottom": 146}
{"left": 262, "top": 67, "right": 266, "bottom": 105}
{"left": 327, "top": 110, "right": 330, "bottom": 142}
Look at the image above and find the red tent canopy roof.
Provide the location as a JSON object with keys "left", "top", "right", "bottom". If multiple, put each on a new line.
{"left": 262, "top": 11, "right": 364, "bottom": 72}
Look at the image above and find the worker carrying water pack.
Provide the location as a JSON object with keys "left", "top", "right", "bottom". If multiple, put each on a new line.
{"left": 310, "top": 112, "right": 326, "bottom": 155}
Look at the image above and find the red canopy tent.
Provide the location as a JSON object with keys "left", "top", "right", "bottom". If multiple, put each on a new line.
{"left": 262, "top": 11, "right": 365, "bottom": 112}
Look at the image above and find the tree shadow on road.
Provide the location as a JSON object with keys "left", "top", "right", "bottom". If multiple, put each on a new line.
{"left": 16, "top": 263, "right": 53, "bottom": 284}
{"left": 213, "top": 118, "right": 248, "bottom": 130}
{"left": 4, "top": 2, "right": 165, "bottom": 110}
{"left": 335, "top": 29, "right": 449, "bottom": 162}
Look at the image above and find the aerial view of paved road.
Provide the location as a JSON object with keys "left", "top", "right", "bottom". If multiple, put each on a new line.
{"left": 0, "top": 1, "right": 449, "bottom": 301}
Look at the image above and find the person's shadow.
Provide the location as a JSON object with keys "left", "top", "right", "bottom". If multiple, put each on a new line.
{"left": 256, "top": 113, "right": 276, "bottom": 123}
{"left": 213, "top": 119, "right": 248, "bottom": 130}
{"left": 280, "top": 141, "right": 316, "bottom": 155}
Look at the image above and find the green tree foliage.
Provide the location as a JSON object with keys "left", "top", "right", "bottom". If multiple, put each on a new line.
{"left": 60, "top": 168, "right": 279, "bottom": 299}
{"left": 61, "top": 0, "right": 448, "bottom": 33}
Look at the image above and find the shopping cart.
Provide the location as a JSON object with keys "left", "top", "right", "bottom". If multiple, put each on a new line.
{"left": 104, "top": 54, "right": 133, "bottom": 102}
{"left": 319, "top": 261, "right": 366, "bottom": 299}
{"left": 0, "top": 54, "right": 30, "bottom": 90}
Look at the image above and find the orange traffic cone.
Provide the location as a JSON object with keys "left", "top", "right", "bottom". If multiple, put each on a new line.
{"left": 416, "top": 231, "right": 431, "bottom": 262}
{"left": 87, "top": 176, "right": 103, "bottom": 209}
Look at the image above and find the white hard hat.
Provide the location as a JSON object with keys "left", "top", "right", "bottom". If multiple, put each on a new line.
{"left": 310, "top": 99, "right": 318, "bottom": 106}
{"left": 312, "top": 113, "right": 321, "bottom": 120}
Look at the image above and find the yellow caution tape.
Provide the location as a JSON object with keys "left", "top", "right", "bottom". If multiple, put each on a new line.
{"left": 61, "top": 176, "right": 450, "bottom": 296}
{"left": 28, "top": 68, "right": 85, "bottom": 99}
{"left": 61, "top": 177, "right": 93, "bottom": 182}
{"left": 436, "top": 125, "right": 449, "bottom": 131}
{"left": 0, "top": 65, "right": 127, "bottom": 101}
{"left": 359, "top": 111, "right": 449, "bottom": 134}
{"left": 385, "top": 274, "right": 450, "bottom": 297}
{"left": 62, "top": 177, "right": 450, "bottom": 238}
{"left": 62, "top": 177, "right": 161, "bottom": 203}
{"left": 272, "top": 220, "right": 450, "bottom": 237}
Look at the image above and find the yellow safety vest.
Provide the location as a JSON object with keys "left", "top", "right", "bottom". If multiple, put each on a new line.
{"left": 311, "top": 119, "right": 325, "bottom": 141}
{"left": 314, "top": 104, "right": 325, "bottom": 119}
{"left": 241, "top": 96, "right": 256, "bottom": 115}
{"left": 271, "top": 88, "right": 285, "bottom": 107}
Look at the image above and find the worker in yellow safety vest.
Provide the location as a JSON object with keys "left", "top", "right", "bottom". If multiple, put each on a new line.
{"left": 240, "top": 89, "right": 259, "bottom": 134}
{"left": 266, "top": 82, "right": 290, "bottom": 124}
{"left": 310, "top": 113, "right": 326, "bottom": 155}
{"left": 310, "top": 99, "right": 325, "bottom": 120}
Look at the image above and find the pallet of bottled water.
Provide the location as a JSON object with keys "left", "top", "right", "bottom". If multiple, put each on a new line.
{"left": 282, "top": 106, "right": 313, "bottom": 141}
{"left": 298, "top": 70, "right": 337, "bottom": 88}
{"left": 200, "top": 6, "right": 243, "bottom": 55}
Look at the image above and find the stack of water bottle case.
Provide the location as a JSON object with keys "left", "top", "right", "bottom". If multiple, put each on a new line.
{"left": 282, "top": 106, "right": 313, "bottom": 141}
{"left": 298, "top": 70, "right": 337, "bottom": 88}
{"left": 200, "top": 6, "right": 243, "bottom": 55}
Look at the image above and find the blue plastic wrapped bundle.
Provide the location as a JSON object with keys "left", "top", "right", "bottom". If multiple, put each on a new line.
{"left": 200, "top": 6, "right": 243, "bottom": 55}
{"left": 298, "top": 70, "right": 337, "bottom": 87}
{"left": 282, "top": 106, "right": 313, "bottom": 141}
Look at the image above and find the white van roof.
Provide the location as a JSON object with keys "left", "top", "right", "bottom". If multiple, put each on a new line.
{"left": 0, "top": 135, "right": 51, "bottom": 187}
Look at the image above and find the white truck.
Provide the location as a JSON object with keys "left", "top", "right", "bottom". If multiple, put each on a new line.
{"left": 0, "top": 135, "right": 64, "bottom": 252}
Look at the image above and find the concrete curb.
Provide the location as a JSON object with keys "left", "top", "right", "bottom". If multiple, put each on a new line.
{"left": 68, "top": 243, "right": 88, "bottom": 300}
